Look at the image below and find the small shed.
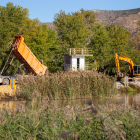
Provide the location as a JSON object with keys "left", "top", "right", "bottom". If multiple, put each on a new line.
{"left": 64, "top": 48, "right": 93, "bottom": 71}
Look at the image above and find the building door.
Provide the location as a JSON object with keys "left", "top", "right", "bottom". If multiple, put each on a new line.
{"left": 77, "top": 58, "right": 79, "bottom": 69}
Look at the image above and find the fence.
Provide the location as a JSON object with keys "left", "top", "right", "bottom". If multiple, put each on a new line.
{"left": 67, "top": 48, "right": 93, "bottom": 56}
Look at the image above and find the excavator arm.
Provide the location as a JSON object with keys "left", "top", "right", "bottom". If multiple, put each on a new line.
{"left": 115, "top": 53, "right": 134, "bottom": 77}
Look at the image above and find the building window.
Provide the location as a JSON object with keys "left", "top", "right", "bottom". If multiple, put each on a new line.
{"left": 66, "top": 57, "right": 70, "bottom": 64}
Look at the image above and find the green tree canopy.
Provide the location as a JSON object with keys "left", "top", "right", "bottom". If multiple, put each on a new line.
{"left": 73, "top": 8, "right": 97, "bottom": 29}
{"left": 0, "top": 2, "right": 61, "bottom": 74}
{"left": 53, "top": 9, "right": 96, "bottom": 49}
{"left": 88, "top": 23, "right": 131, "bottom": 74}
{"left": 24, "top": 24, "right": 61, "bottom": 72}
{"left": 0, "top": 2, "right": 39, "bottom": 74}
{"left": 105, "top": 24, "right": 131, "bottom": 55}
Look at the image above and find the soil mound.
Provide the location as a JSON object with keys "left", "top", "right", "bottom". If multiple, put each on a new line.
{"left": 0, "top": 85, "right": 16, "bottom": 98}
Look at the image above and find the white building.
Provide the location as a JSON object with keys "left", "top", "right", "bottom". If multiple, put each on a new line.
{"left": 64, "top": 48, "right": 93, "bottom": 71}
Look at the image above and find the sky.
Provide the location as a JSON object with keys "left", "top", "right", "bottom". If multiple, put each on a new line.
{"left": 0, "top": 0, "right": 140, "bottom": 23}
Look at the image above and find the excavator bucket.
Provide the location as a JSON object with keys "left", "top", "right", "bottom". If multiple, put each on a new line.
{"left": 12, "top": 35, "right": 47, "bottom": 75}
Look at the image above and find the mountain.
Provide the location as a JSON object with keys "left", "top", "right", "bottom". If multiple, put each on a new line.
{"left": 92, "top": 8, "right": 140, "bottom": 37}
{"left": 38, "top": 22, "right": 55, "bottom": 30}
{"left": 41, "top": 8, "right": 140, "bottom": 38}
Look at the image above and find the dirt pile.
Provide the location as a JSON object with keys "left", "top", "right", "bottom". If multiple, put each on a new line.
{"left": 0, "top": 85, "right": 16, "bottom": 98}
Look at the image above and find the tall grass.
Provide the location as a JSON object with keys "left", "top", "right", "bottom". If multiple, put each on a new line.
{"left": 17, "top": 71, "right": 118, "bottom": 99}
{"left": 0, "top": 96, "right": 140, "bottom": 139}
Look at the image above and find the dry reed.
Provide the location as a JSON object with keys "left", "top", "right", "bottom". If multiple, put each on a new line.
{"left": 17, "top": 71, "right": 117, "bottom": 99}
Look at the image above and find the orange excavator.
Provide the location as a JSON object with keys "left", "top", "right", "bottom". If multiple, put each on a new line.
{"left": 115, "top": 53, "right": 140, "bottom": 78}
{"left": 0, "top": 35, "right": 47, "bottom": 84}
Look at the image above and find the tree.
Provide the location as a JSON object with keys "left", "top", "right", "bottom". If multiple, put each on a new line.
{"left": 24, "top": 24, "right": 61, "bottom": 73}
{"left": 53, "top": 9, "right": 96, "bottom": 49}
{"left": 73, "top": 9, "right": 97, "bottom": 29}
{"left": 105, "top": 24, "right": 131, "bottom": 55}
{"left": 0, "top": 2, "right": 39, "bottom": 75}
{"left": 53, "top": 9, "right": 97, "bottom": 72}
{"left": 88, "top": 23, "right": 131, "bottom": 74}
{"left": 87, "top": 24, "right": 112, "bottom": 73}
{"left": 0, "top": 2, "right": 61, "bottom": 74}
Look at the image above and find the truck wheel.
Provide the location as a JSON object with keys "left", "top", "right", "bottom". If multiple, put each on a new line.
{"left": 3, "top": 78, "right": 10, "bottom": 85}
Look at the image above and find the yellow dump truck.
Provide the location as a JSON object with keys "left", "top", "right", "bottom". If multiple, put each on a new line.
{"left": 0, "top": 35, "right": 47, "bottom": 84}
{"left": 12, "top": 35, "right": 47, "bottom": 75}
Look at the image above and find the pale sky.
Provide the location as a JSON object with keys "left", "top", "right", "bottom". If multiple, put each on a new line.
{"left": 1, "top": 0, "right": 140, "bottom": 22}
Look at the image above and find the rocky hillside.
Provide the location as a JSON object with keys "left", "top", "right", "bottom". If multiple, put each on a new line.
{"left": 42, "top": 8, "right": 140, "bottom": 38}
{"left": 92, "top": 8, "right": 140, "bottom": 37}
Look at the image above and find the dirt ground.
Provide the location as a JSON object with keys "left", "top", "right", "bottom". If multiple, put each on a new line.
{"left": 115, "top": 80, "right": 140, "bottom": 89}
{"left": 129, "top": 81, "right": 140, "bottom": 87}
{"left": 0, "top": 85, "right": 16, "bottom": 97}
{"left": 115, "top": 82, "right": 125, "bottom": 89}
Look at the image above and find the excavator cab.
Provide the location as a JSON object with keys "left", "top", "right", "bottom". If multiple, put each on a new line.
{"left": 133, "top": 65, "right": 140, "bottom": 75}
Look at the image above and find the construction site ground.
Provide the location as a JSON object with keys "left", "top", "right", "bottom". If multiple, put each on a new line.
{"left": 115, "top": 81, "right": 125, "bottom": 89}
{"left": 128, "top": 81, "right": 140, "bottom": 88}
{"left": 0, "top": 85, "right": 16, "bottom": 98}
{"left": 115, "top": 80, "right": 140, "bottom": 89}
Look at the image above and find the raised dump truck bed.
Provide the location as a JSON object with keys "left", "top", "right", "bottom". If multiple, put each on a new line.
{"left": 12, "top": 36, "right": 47, "bottom": 75}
